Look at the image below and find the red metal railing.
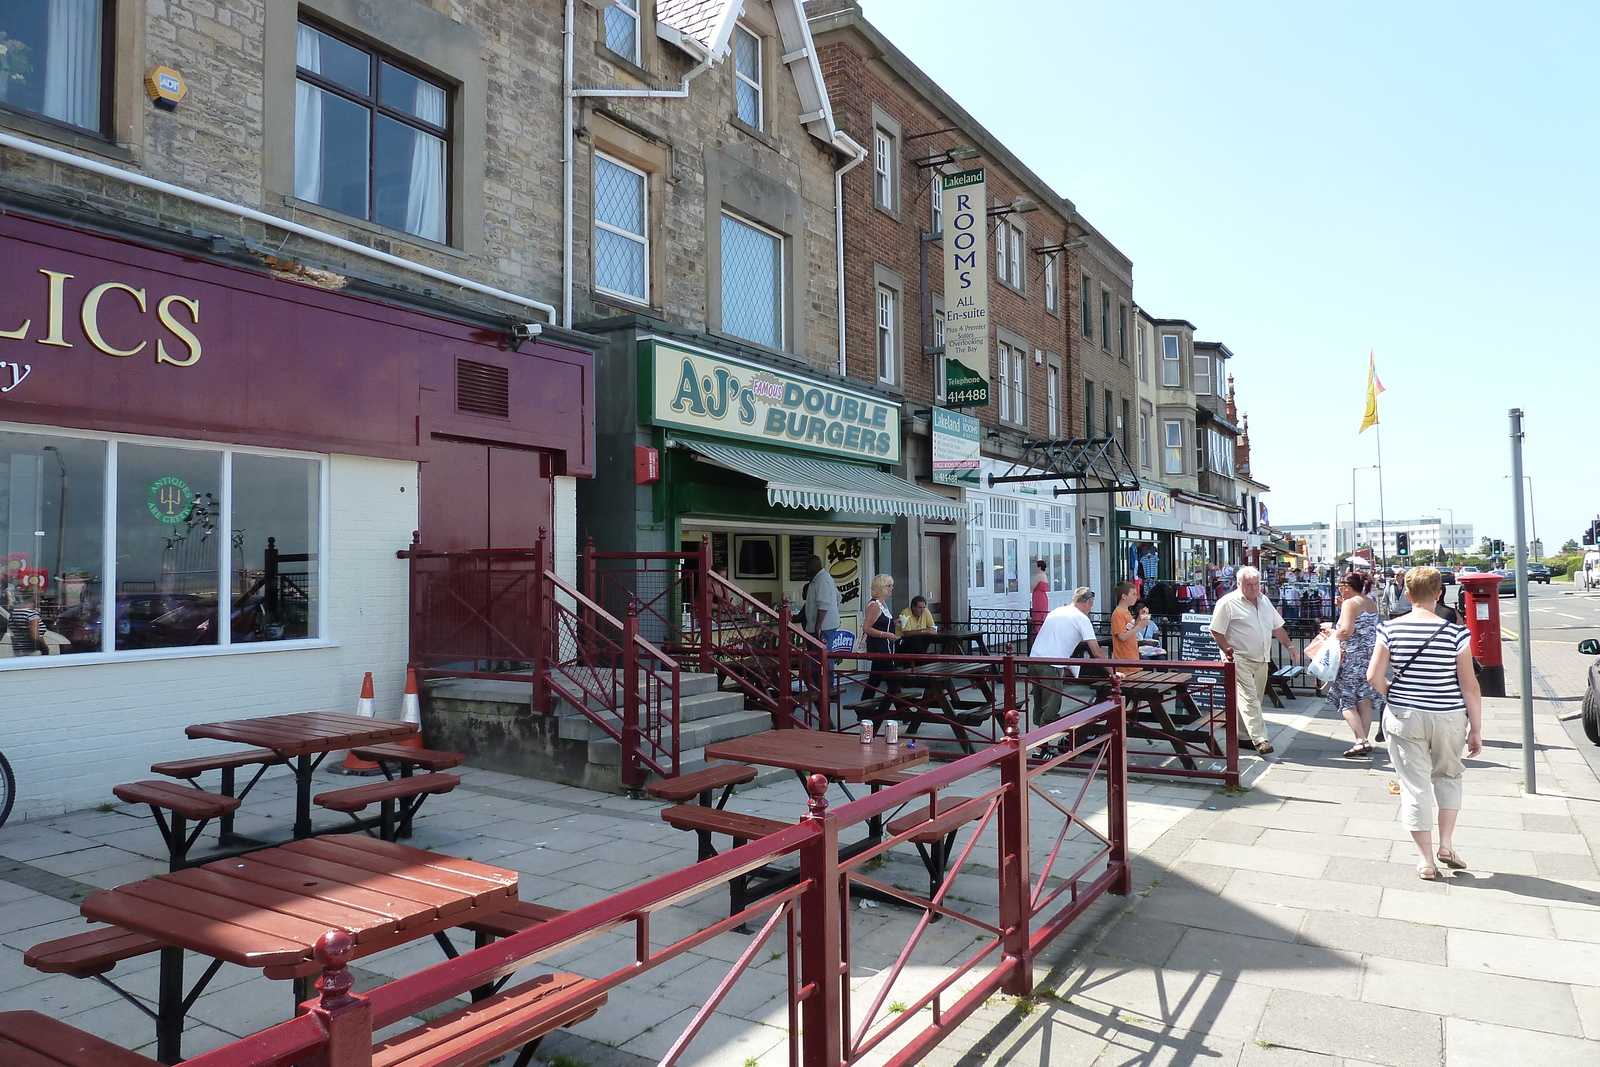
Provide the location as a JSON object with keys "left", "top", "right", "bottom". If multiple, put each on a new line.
{"left": 400, "top": 532, "right": 681, "bottom": 785}
{"left": 586, "top": 537, "right": 831, "bottom": 730}
{"left": 170, "top": 700, "right": 1129, "bottom": 1067}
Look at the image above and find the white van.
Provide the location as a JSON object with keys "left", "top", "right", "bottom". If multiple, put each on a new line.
{"left": 1583, "top": 551, "right": 1600, "bottom": 590}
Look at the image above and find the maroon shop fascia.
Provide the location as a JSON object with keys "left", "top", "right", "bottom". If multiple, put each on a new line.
{"left": 0, "top": 212, "right": 595, "bottom": 552}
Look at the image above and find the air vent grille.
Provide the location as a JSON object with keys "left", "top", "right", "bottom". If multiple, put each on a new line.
{"left": 456, "top": 359, "right": 510, "bottom": 417}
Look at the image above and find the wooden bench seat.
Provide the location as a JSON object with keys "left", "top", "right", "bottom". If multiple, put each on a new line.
{"left": 1267, "top": 665, "right": 1304, "bottom": 708}
{"left": 373, "top": 971, "right": 606, "bottom": 1067}
{"left": 112, "top": 780, "right": 243, "bottom": 870}
{"left": 24, "top": 925, "right": 163, "bottom": 979}
{"left": 885, "top": 796, "right": 982, "bottom": 911}
{"left": 150, "top": 748, "right": 285, "bottom": 845}
{"left": 0, "top": 1011, "right": 159, "bottom": 1067}
{"left": 349, "top": 743, "right": 465, "bottom": 777}
{"left": 314, "top": 772, "right": 459, "bottom": 841}
{"left": 865, "top": 770, "right": 921, "bottom": 787}
{"left": 645, "top": 763, "right": 756, "bottom": 808}
{"left": 661, "top": 804, "right": 791, "bottom": 917}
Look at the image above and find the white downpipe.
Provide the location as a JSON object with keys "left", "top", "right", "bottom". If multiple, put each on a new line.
{"left": 832, "top": 133, "right": 867, "bottom": 377}
{"left": 562, "top": 0, "right": 713, "bottom": 327}
{"left": 0, "top": 131, "right": 558, "bottom": 322}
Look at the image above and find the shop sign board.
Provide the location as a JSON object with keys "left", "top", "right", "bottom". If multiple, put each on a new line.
{"left": 940, "top": 168, "right": 991, "bottom": 407}
{"left": 1117, "top": 487, "right": 1181, "bottom": 531}
{"left": 644, "top": 340, "right": 900, "bottom": 464}
{"left": 1177, "top": 613, "right": 1226, "bottom": 717}
{"left": 930, "top": 407, "right": 979, "bottom": 486}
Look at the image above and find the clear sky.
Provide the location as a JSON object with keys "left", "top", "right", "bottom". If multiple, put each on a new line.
{"left": 860, "top": 0, "right": 1597, "bottom": 555}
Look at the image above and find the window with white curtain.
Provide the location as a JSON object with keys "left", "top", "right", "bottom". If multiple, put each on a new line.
{"left": 295, "top": 20, "right": 449, "bottom": 243}
{"left": 1163, "top": 419, "right": 1183, "bottom": 474}
{"left": 1161, "top": 334, "right": 1181, "bottom": 387}
{"left": 720, "top": 212, "right": 783, "bottom": 349}
{"left": 0, "top": 0, "right": 108, "bottom": 134}
{"left": 605, "top": 0, "right": 640, "bottom": 63}
{"left": 733, "top": 24, "right": 762, "bottom": 128}
{"left": 593, "top": 153, "right": 649, "bottom": 303}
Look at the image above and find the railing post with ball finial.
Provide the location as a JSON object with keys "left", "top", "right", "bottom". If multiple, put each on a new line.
{"left": 300, "top": 930, "right": 372, "bottom": 1067}
{"left": 797, "top": 773, "right": 842, "bottom": 1067}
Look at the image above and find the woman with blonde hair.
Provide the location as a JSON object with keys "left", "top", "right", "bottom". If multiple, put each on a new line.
{"left": 862, "top": 573, "right": 898, "bottom": 692}
{"left": 1367, "top": 566, "right": 1482, "bottom": 880}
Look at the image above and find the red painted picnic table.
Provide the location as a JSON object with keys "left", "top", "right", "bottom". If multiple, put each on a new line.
{"left": 80, "top": 835, "right": 518, "bottom": 1064}
{"left": 706, "top": 729, "right": 929, "bottom": 785}
{"left": 186, "top": 711, "right": 418, "bottom": 838}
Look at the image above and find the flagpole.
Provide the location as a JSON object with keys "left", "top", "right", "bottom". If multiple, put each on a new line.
{"left": 1375, "top": 422, "right": 1389, "bottom": 572}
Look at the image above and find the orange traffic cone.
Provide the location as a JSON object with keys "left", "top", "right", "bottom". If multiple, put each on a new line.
{"left": 341, "top": 672, "right": 381, "bottom": 772}
{"left": 396, "top": 669, "right": 424, "bottom": 750}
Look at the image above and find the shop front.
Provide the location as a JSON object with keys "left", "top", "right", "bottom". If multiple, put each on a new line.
{"left": 578, "top": 322, "right": 961, "bottom": 635}
{"left": 1116, "top": 485, "right": 1180, "bottom": 590}
{"left": 1175, "top": 495, "right": 1245, "bottom": 597}
{"left": 0, "top": 211, "right": 596, "bottom": 819}
{"left": 964, "top": 457, "right": 1076, "bottom": 619}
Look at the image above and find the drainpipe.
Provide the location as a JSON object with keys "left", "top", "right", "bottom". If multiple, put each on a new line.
{"left": 0, "top": 132, "right": 559, "bottom": 322}
{"left": 832, "top": 132, "right": 868, "bottom": 377}
{"left": 563, "top": 0, "right": 714, "bottom": 329}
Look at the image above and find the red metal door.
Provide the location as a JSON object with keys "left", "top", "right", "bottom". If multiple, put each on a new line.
{"left": 420, "top": 438, "right": 489, "bottom": 551}
{"left": 489, "top": 446, "right": 552, "bottom": 549}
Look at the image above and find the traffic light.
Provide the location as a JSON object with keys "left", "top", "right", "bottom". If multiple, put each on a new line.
{"left": 1492, "top": 539, "right": 1506, "bottom": 556}
{"left": 1588, "top": 519, "right": 1600, "bottom": 546}
{"left": 1395, "top": 532, "right": 1409, "bottom": 556}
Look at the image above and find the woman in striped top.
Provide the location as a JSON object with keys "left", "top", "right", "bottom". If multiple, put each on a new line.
{"left": 1367, "top": 566, "right": 1483, "bottom": 880}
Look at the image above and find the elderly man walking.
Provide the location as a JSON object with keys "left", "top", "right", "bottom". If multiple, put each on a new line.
{"left": 1210, "top": 566, "right": 1299, "bottom": 756}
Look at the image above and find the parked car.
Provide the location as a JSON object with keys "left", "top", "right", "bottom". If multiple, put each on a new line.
{"left": 1493, "top": 569, "right": 1516, "bottom": 595}
{"left": 1439, "top": 568, "right": 1456, "bottom": 585}
{"left": 1579, "top": 639, "right": 1600, "bottom": 745}
{"left": 1460, "top": 565, "right": 1481, "bottom": 575}
{"left": 1526, "top": 561, "right": 1552, "bottom": 584}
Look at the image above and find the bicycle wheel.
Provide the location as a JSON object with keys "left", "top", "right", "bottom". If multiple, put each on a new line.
{"left": 0, "top": 750, "right": 13, "bottom": 830}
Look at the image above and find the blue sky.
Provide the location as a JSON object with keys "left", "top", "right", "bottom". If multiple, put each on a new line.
{"left": 861, "top": 0, "right": 1597, "bottom": 554}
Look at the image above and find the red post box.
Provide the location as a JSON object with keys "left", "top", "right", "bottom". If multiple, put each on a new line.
{"left": 1457, "top": 573, "right": 1505, "bottom": 697}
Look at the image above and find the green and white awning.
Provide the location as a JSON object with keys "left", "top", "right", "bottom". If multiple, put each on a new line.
{"left": 678, "top": 439, "right": 965, "bottom": 520}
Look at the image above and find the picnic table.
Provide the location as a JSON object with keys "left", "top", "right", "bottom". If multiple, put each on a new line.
{"left": 1052, "top": 667, "right": 1220, "bottom": 769}
{"left": 77, "top": 835, "right": 518, "bottom": 1063}
{"left": 186, "top": 711, "right": 418, "bottom": 838}
{"left": 705, "top": 729, "right": 929, "bottom": 787}
{"left": 853, "top": 659, "right": 1000, "bottom": 753}
{"left": 903, "top": 628, "right": 989, "bottom": 656}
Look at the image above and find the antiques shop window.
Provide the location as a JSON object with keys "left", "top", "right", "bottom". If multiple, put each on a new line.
{"left": 720, "top": 211, "right": 784, "bottom": 349}
{"left": 295, "top": 19, "right": 450, "bottom": 244}
{"left": 0, "top": 0, "right": 111, "bottom": 135}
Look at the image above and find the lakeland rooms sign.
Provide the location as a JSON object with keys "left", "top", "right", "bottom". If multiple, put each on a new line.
{"left": 941, "top": 167, "right": 991, "bottom": 407}
{"left": 646, "top": 341, "right": 901, "bottom": 464}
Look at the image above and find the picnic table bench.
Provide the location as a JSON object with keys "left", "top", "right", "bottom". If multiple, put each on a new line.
{"left": 111, "top": 780, "right": 243, "bottom": 871}
{"left": 1266, "top": 664, "right": 1304, "bottom": 708}
{"left": 849, "top": 660, "right": 1000, "bottom": 754}
{"left": 315, "top": 771, "right": 461, "bottom": 841}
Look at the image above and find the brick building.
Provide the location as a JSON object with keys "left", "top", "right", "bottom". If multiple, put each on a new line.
{"left": 809, "top": 0, "right": 1139, "bottom": 621}
{"left": 0, "top": 0, "right": 608, "bottom": 818}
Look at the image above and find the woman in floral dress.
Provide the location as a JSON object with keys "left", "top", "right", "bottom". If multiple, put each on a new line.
{"left": 1326, "top": 571, "right": 1383, "bottom": 757}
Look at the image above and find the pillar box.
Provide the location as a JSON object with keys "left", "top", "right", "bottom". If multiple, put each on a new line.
{"left": 1458, "top": 573, "right": 1506, "bottom": 697}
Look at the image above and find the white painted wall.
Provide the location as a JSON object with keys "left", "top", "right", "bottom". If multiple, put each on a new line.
{"left": 2, "top": 454, "right": 417, "bottom": 822}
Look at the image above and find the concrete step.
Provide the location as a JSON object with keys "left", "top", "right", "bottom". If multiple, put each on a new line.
{"left": 554, "top": 687, "right": 747, "bottom": 740}
{"left": 586, "top": 708, "right": 774, "bottom": 767}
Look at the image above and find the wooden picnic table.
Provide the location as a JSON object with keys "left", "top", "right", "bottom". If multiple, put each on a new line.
{"left": 855, "top": 660, "right": 1000, "bottom": 754}
{"left": 186, "top": 711, "right": 418, "bottom": 839}
{"left": 1115, "top": 669, "right": 1220, "bottom": 769}
{"left": 919, "top": 628, "right": 989, "bottom": 654}
{"left": 705, "top": 729, "right": 928, "bottom": 785}
{"left": 79, "top": 835, "right": 518, "bottom": 1064}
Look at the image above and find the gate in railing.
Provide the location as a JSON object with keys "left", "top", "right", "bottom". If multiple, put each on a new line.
{"left": 399, "top": 533, "right": 682, "bottom": 785}
{"left": 172, "top": 702, "right": 1131, "bottom": 1067}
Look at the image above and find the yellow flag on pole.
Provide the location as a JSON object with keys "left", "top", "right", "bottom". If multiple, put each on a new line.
{"left": 1359, "top": 350, "right": 1385, "bottom": 433}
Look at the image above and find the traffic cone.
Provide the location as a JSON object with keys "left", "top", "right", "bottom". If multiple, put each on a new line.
{"left": 396, "top": 669, "right": 424, "bottom": 750}
{"left": 341, "top": 673, "right": 381, "bottom": 773}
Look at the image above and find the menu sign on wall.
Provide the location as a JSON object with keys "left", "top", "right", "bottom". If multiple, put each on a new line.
{"left": 645, "top": 340, "right": 901, "bottom": 464}
{"left": 940, "top": 168, "right": 991, "bottom": 407}
{"left": 931, "top": 407, "right": 980, "bottom": 486}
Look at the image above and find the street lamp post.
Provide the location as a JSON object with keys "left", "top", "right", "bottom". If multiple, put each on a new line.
{"left": 1352, "top": 465, "right": 1378, "bottom": 562}
{"left": 1501, "top": 475, "right": 1537, "bottom": 556}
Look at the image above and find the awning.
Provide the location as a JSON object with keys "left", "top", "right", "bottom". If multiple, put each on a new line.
{"left": 678, "top": 439, "right": 965, "bottom": 520}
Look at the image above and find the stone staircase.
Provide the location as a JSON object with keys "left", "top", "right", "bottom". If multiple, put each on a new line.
{"left": 421, "top": 669, "right": 781, "bottom": 794}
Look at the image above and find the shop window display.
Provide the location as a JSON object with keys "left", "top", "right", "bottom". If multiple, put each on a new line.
{"left": 0, "top": 431, "right": 105, "bottom": 655}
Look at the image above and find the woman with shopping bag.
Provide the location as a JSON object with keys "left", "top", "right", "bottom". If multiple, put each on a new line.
{"left": 1327, "top": 571, "right": 1384, "bottom": 757}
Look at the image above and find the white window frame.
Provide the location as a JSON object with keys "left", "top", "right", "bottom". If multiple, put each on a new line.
{"left": 719, "top": 211, "right": 785, "bottom": 350}
{"left": 1163, "top": 419, "right": 1184, "bottom": 474}
{"left": 1137, "top": 324, "right": 1149, "bottom": 383}
{"left": 1046, "top": 364, "right": 1060, "bottom": 437}
{"left": 593, "top": 152, "right": 650, "bottom": 304}
{"left": 605, "top": 0, "right": 641, "bottom": 63}
{"left": 0, "top": 423, "right": 332, "bottom": 671}
{"left": 873, "top": 127, "right": 895, "bottom": 210}
{"left": 1193, "top": 352, "right": 1212, "bottom": 395}
{"left": 998, "top": 341, "right": 1012, "bottom": 423}
{"left": 929, "top": 174, "right": 943, "bottom": 235}
{"left": 996, "top": 221, "right": 1022, "bottom": 289}
{"left": 1139, "top": 406, "right": 1152, "bottom": 469}
{"left": 1081, "top": 274, "right": 1093, "bottom": 339}
{"left": 1161, "top": 334, "right": 1181, "bottom": 387}
{"left": 1044, "top": 254, "right": 1058, "bottom": 313}
{"left": 932, "top": 306, "right": 947, "bottom": 403}
{"left": 875, "top": 284, "right": 897, "bottom": 384}
{"left": 996, "top": 341, "right": 1026, "bottom": 426}
{"left": 733, "top": 23, "right": 763, "bottom": 129}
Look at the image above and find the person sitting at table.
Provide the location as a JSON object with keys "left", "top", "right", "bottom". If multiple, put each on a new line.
{"left": 1134, "top": 606, "right": 1166, "bottom": 658}
{"left": 895, "top": 595, "right": 937, "bottom": 655}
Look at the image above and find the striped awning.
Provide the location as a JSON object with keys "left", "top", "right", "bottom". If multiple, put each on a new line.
{"left": 678, "top": 439, "right": 965, "bottom": 520}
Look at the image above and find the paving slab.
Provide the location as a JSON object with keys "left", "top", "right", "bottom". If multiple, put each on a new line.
{"left": 1447, "top": 927, "right": 1600, "bottom": 987}
{"left": 1443, "top": 1017, "right": 1600, "bottom": 1067}
{"left": 1362, "top": 955, "right": 1582, "bottom": 1036}
{"left": 1296, "top": 911, "right": 1447, "bottom": 966}
{"left": 1255, "top": 989, "right": 1441, "bottom": 1067}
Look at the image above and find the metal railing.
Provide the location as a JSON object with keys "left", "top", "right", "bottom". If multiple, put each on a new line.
{"left": 170, "top": 704, "right": 1130, "bottom": 1067}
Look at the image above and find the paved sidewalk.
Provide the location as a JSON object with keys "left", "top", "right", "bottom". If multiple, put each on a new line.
{"left": 928, "top": 693, "right": 1600, "bottom": 1067}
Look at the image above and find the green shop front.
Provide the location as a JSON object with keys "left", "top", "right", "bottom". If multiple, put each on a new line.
{"left": 578, "top": 321, "right": 963, "bottom": 638}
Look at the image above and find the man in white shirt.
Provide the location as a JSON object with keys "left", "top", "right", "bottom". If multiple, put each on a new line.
{"left": 1209, "top": 566, "right": 1299, "bottom": 756}
{"left": 1029, "top": 587, "right": 1107, "bottom": 725}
